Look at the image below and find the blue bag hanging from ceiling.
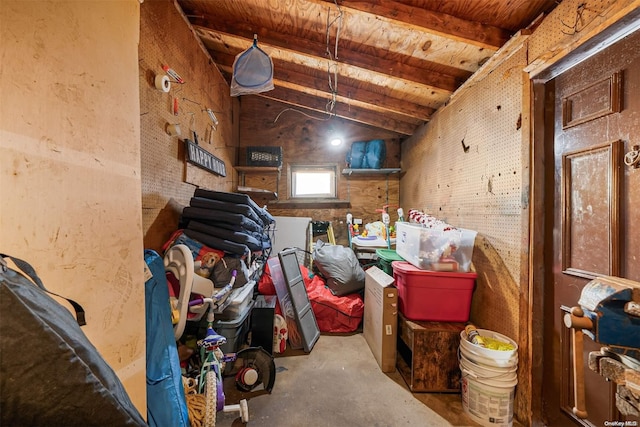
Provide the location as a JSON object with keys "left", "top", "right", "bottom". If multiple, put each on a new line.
{"left": 230, "top": 34, "right": 274, "bottom": 97}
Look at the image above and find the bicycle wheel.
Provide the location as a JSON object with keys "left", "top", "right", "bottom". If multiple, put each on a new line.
{"left": 204, "top": 370, "right": 217, "bottom": 427}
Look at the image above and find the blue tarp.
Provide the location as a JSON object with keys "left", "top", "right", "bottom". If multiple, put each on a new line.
{"left": 144, "top": 250, "right": 190, "bottom": 427}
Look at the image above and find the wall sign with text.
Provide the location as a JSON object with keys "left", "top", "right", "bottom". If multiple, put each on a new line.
{"left": 184, "top": 139, "right": 226, "bottom": 177}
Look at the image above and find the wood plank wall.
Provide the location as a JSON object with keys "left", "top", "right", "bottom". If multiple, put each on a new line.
{"left": 1, "top": 0, "right": 147, "bottom": 411}
{"left": 237, "top": 96, "right": 402, "bottom": 247}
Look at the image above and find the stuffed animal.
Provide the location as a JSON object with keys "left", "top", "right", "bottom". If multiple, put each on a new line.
{"left": 194, "top": 251, "right": 220, "bottom": 278}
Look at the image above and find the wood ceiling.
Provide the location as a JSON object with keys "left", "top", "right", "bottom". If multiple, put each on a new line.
{"left": 176, "top": 0, "right": 559, "bottom": 138}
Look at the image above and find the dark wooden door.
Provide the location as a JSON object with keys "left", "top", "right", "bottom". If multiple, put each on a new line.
{"left": 543, "top": 29, "right": 640, "bottom": 426}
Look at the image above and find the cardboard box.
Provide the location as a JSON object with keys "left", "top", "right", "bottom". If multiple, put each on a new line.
{"left": 363, "top": 266, "right": 398, "bottom": 372}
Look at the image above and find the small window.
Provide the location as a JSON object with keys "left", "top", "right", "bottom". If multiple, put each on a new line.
{"left": 290, "top": 165, "right": 337, "bottom": 198}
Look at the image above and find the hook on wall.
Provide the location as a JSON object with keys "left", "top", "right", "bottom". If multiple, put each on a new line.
{"left": 624, "top": 145, "right": 640, "bottom": 168}
{"left": 182, "top": 97, "right": 221, "bottom": 130}
{"left": 165, "top": 122, "right": 181, "bottom": 137}
{"left": 204, "top": 108, "right": 219, "bottom": 129}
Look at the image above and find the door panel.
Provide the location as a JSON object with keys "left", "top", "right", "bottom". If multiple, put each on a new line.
{"left": 543, "top": 29, "right": 640, "bottom": 426}
{"left": 562, "top": 140, "right": 621, "bottom": 279}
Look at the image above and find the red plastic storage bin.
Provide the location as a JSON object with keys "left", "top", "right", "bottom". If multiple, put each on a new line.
{"left": 391, "top": 261, "right": 476, "bottom": 322}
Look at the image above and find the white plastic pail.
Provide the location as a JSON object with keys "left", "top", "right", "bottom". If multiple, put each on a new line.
{"left": 459, "top": 341, "right": 518, "bottom": 368}
{"left": 459, "top": 355, "right": 517, "bottom": 382}
{"left": 459, "top": 329, "right": 518, "bottom": 427}
{"left": 459, "top": 329, "right": 518, "bottom": 362}
{"left": 461, "top": 372, "right": 517, "bottom": 427}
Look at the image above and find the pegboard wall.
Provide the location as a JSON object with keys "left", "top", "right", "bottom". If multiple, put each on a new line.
{"left": 400, "top": 3, "right": 637, "bottom": 421}
{"left": 139, "top": 1, "right": 236, "bottom": 251}
{"left": 400, "top": 0, "right": 633, "bottom": 340}
{"left": 401, "top": 48, "right": 528, "bottom": 341}
{"left": 528, "top": 0, "right": 619, "bottom": 63}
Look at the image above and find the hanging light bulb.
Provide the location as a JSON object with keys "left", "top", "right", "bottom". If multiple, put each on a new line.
{"left": 330, "top": 136, "right": 342, "bottom": 146}
{"left": 327, "top": 124, "right": 342, "bottom": 146}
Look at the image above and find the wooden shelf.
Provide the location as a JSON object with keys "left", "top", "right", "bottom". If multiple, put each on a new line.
{"left": 269, "top": 199, "right": 351, "bottom": 209}
{"left": 235, "top": 166, "right": 281, "bottom": 174}
{"left": 236, "top": 186, "right": 278, "bottom": 200}
{"left": 234, "top": 166, "right": 281, "bottom": 200}
{"left": 341, "top": 168, "right": 401, "bottom": 176}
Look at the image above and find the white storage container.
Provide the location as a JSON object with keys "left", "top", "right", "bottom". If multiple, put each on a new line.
{"left": 395, "top": 222, "right": 476, "bottom": 272}
{"left": 214, "top": 279, "right": 256, "bottom": 320}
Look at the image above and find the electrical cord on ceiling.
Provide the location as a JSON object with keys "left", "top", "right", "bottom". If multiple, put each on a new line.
{"left": 327, "top": 0, "right": 342, "bottom": 60}
{"left": 325, "top": 0, "right": 343, "bottom": 116}
{"left": 271, "top": 0, "right": 342, "bottom": 125}
{"left": 273, "top": 107, "right": 331, "bottom": 123}
{"left": 560, "top": 2, "right": 606, "bottom": 35}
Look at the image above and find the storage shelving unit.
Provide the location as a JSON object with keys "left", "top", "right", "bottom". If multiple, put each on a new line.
{"left": 341, "top": 168, "right": 401, "bottom": 176}
{"left": 234, "top": 166, "right": 281, "bottom": 200}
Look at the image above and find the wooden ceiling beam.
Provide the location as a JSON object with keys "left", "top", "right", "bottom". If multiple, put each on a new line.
{"left": 325, "top": 0, "right": 511, "bottom": 49}
{"left": 210, "top": 50, "right": 436, "bottom": 121}
{"left": 192, "top": 23, "right": 469, "bottom": 92}
{"left": 178, "top": 0, "right": 562, "bottom": 138}
{"left": 274, "top": 65, "right": 436, "bottom": 121}
{"left": 257, "top": 86, "right": 420, "bottom": 135}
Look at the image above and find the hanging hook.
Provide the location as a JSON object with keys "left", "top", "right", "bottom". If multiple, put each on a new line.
{"left": 624, "top": 145, "right": 640, "bottom": 168}
{"left": 185, "top": 111, "right": 196, "bottom": 132}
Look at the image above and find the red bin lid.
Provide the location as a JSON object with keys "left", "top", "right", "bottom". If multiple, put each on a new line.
{"left": 391, "top": 260, "right": 477, "bottom": 278}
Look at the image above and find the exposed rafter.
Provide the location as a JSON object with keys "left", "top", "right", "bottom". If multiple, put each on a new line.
{"left": 177, "top": 0, "right": 559, "bottom": 137}
{"left": 321, "top": 0, "right": 512, "bottom": 49}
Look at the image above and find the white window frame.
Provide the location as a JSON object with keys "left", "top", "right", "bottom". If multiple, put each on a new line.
{"left": 289, "top": 165, "right": 337, "bottom": 199}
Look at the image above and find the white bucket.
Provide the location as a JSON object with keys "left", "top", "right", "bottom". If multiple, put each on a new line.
{"left": 459, "top": 329, "right": 518, "bottom": 362}
{"left": 459, "top": 355, "right": 517, "bottom": 382}
{"left": 459, "top": 341, "right": 518, "bottom": 368}
{"left": 459, "top": 329, "right": 518, "bottom": 427}
{"left": 461, "top": 371, "right": 517, "bottom": 427}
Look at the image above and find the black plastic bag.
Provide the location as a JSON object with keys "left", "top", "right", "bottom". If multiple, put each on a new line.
{"left": 312, "top": 241, "right": 365, "bottom": 296}
{"left": 0, "top": 254, "right": 146, "bottom": 427}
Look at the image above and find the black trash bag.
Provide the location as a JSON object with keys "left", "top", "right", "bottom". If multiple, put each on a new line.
{"left": 312, "top": 240, "right": 365, "bottom": 296}
{"left": 0, "top": 254, "right": 147, "bottom": 427}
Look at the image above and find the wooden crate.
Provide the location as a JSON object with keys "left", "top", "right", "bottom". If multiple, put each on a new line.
{"left": 396, "top": 313, "right": 464, "bottom": 392}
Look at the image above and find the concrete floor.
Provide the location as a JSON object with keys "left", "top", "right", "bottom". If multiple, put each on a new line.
{"left": 213, "top": 333, "right": 487, "bottom": 427}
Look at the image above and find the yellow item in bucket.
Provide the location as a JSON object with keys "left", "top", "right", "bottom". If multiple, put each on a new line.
{"left": 482, "top": 336, "right": 515, "bottom": 351}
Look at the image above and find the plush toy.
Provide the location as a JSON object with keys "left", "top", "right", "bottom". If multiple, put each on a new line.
{"left": 194, "top": 251, "right": 221, "bottom": 278}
